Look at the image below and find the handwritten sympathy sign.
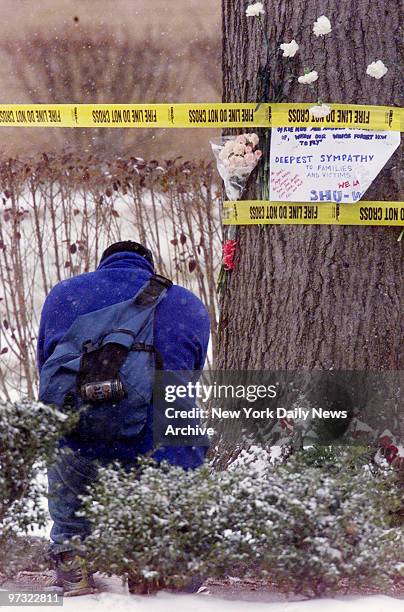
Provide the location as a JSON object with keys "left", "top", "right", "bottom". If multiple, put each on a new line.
{"left": 269, "top": 127, "right": 400, "bottom": 203}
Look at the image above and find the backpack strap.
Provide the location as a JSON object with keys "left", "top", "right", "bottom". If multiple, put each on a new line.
{"left": 76, "top": 275, "right": 172, "bottom": 402}
{"left": 133, "top": 274, "right": 173, "bottom": 307}
{"left": 131, "top": 274, "right": 172, "bottom": 370}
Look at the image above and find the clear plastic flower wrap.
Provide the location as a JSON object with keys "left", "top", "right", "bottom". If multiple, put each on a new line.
{"left": 210, "top": 133, "right": 262, "bottom": 200}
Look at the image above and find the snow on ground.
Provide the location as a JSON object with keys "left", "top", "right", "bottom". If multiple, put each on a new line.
{"left": 1, "top": 590, "right": 402, "bottom": 612}
{"left": 1, "top": 575, "right": 403, "bottom": 612}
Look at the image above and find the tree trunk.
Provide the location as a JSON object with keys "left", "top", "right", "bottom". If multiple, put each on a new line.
{"left": 215, "top": 0, "right": 402, "bottom": 450}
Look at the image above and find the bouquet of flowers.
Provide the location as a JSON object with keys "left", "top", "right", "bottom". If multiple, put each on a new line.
{"left": 211, "top": 133, "right": 262, "bottom": 200}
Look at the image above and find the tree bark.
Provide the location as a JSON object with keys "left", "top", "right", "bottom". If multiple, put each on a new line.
{"left": 219, "top": 0, "right": 402, "bottom": 371}
{"left": 214, "top": 0, "right": 403, "bottom": 452}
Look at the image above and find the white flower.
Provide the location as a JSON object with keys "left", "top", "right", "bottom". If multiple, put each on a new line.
{"left": 236, "top": 134, "right": 248, "bottom": 144}
{"left": 246, "top": 2, "right": 265, "bottom": 18}
{"left": 229, "top": 156, "right": 244, "bottom": 169}
{"left": 248, "top": 133, "right": 259, "bottom": 147}
{"left": 309, "top": 103, "right": 332, "bottom": 118}
{"left": 224, "top": 141, "right": 234, "bottom": 154}
{"left": 313, "top": 15, "right": 332, "bottom": 37}
{"left": 366, "top": 60, "right": 388, "bottom": 79}
{"left": 244, "top": 153, "right": 256, "bottom": 165}
{"left": 233, "top": 142, "right": 246, "bottom": 155}
{"left": 280, "top": 40, "right": 299, "bottom": 58}
{"left": 298, "top": 70, "right": 319, "bottom": 85}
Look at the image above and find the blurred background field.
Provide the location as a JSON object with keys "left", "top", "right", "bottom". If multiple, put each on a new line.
{"left": 0, "top": 0, "right": 221, "bottom": 158}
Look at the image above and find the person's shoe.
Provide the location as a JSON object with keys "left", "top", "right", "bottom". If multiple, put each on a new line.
{"left": 52, "top": 551, "right": 97, "bottom": 596}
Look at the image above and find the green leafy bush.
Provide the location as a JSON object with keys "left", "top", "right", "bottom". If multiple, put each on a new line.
{"left": 79, "top": 446, "right": 403, "bottom": 596}
{"left": 258, "top": 447, "right": 403, "bottom": 595}
{"left": 0, "top": 399, "right": 76, "bottom": 575}
{"left": 79, "top": 461, "right": 233, "bottom": 590}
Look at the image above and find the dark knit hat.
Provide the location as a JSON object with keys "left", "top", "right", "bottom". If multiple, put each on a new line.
{"left": 100, "top": 241, "right": 154, "bottom": 267}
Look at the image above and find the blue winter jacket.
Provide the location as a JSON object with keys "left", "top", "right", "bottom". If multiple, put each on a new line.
{"left": 37, "top": 251, "right": 211, "bottom": 468}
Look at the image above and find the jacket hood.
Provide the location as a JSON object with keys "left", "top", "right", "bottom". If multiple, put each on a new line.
{"left": 96, "top": 251, "right": 154, "bottom": 274}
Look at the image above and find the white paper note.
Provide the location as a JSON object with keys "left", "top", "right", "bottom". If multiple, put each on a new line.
{"left": 269, "top": 127, "right": 400, "bottom": 203}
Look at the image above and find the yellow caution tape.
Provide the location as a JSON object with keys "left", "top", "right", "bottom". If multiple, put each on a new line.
{"left": 223, "top": 201, "right": 404, "bottom": 226}
{"left": 223, "top": 201, "right": 337, "bottom": 225}
{"left": 0, "top": 103, "right": 401, "bottom": 130}
{"left": 338, "top": 201, "right": 404, "bottom": 225}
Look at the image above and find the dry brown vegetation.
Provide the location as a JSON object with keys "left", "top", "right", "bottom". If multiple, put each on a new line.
{"left": 0, "top": 1, "right": 221, "bottom": 159}
{"left": 0, "top": 2, "right": 222, "bottom": 396}
{"left": 0, "top": 153, "right": 221, "bottom": 397}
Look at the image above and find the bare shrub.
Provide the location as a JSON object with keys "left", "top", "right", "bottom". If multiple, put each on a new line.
{"left": 0, "top": 26, "right": 221, "bottom": 156}
{"left": 0, "top": 27, "right": 194, "bottom": 154}
{"left": 0, "top": 153, "right": 221, "bottom": 397}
